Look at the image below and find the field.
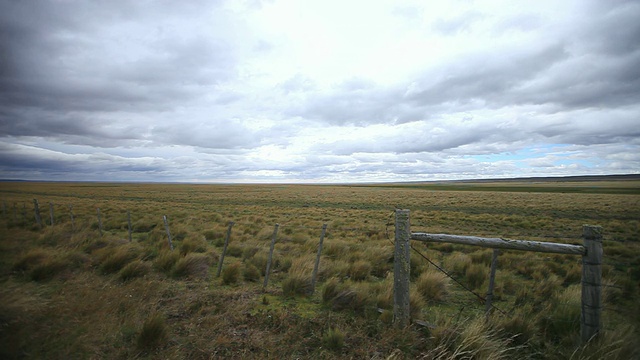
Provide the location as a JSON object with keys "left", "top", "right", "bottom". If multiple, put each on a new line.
{"left": 1, "top": 180, "right": 639, "bottom": 359}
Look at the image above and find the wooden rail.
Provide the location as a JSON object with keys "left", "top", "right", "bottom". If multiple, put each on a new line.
{"left": 394, "top": 209, "right": 602, "bottom": 344}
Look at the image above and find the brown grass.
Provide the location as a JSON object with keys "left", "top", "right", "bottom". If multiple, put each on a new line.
{"left": 0, "top": 180, "right": 638, "bottom": 358}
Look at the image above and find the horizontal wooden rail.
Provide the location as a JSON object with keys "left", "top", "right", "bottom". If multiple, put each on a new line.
{"left": 411, "top": 233, "right": 585, "bottom": 256}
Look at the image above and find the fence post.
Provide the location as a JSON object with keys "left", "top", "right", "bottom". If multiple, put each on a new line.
{"left": 97, "top": 208, "right": 103, "bottom": 236}
{"left": 127, "top": 210, "right": 133, "bottom": 242}
{"left": 394, "top": 209, "right": 411, "bottom": 327}
{"left": 485, "top": 249, "right": 500, "bottom": 319}
{"left": 33, "top": 199, "right": 43, "bottom": 228}
{"left": 49, "top": 202, "right": 54, "bottom": 226}
{"left": 310, "top": 224, "right": 328, "bottom": 294}
{"left": 581, "top": 225, "right": 603, "bottom": 343}
{"left": 163, "top": 215, "right": 174, "bottom": 251}
{"left": 216, "top": 221, "right": 235, "bottom": 277}
{"left": 263, "top": 224, "right": 280, "bottom": 288}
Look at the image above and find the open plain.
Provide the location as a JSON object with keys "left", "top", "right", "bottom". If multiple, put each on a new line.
{"left": 1, "top": 179, "right": 639, "bottom": 359}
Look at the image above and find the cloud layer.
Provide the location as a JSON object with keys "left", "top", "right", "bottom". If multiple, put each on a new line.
{"left": 1, "top": 0, "right": 638, "bottom": 182}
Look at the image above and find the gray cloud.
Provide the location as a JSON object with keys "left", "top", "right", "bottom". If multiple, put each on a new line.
{"left": 0, "top": 0, "right": 637, "bottom": 182}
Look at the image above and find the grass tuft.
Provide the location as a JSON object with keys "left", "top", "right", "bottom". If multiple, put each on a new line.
{"left": 137, "top": 313, "right": 167, "bottom": 350}
{"left": 172, "top": 253, "right": 210, "bottom": 279}
{"left": 282, "top": 273, "right": 312, "bottom": 296}
{"left": 119, "top": 260, "right": 151, "bottom": 281}
{"left": 221, "top": 262, "right": 240, "bottom": 285}
{"left": 416, "top": 270, "right": 450, "bottom": 303}
{"left": 322, "top": 327, "right": 345, "bottom": 351}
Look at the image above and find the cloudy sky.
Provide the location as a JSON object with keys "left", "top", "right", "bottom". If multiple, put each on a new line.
{"left": 1, "top": 0, "right": 639, "bottom": 183}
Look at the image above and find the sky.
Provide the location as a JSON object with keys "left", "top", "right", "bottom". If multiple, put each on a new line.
{"left": 1, "top": 0, "right": 639, "bottom": 183}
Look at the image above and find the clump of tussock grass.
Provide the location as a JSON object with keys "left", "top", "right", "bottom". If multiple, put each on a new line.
{"left": 242, "top": 263, "right": 261, "bottom": 282}
{"left": 203, "top": 229, "right": 224, "bottom": 243}
{"left": 37, "top": 226, "right": 72, "bottom": 246}
{"left": 470, "top": 249, "right": 494, "bottom": 265}
{"left": 416, "top": 270, "right": 450, "bottom": 303}
{"left": 318, "top": 259, "right": 350, "bottom": 280}
{"left": 282, "top": 272, "right": 312, "bottom": 296}
{"left": 28, "top": 257, "right": 67, "bottom": 281}
{"left": 226, "top": 244, "right": 243, "bottom": 258}
{"left": 322, "top": 278, "right": 342, "bottom": 304}
{"left": 119, "top": 260, "right": 151, "bottom": 281}
{"left": 137, "top": 313, "right": 168, "bottom": 350}
{"left": 566, "top": 325, "right": 640, "bottom": 360}
{"left": 322, "top": 327, "right": 345, "bottom": 351}
{"left": 348, "top": 260, "right": 372, "bottom": 281}
{"left": 426, "top": 318, "right": 524, "bottom": 360}
{"left": 179, "top": 237, "right": 208, "bottom": 255}
{"left": 465, "top": 263, "right": 488, "bottom": 290}
{"left": 537, "top": 285, "right": 581, "bottom": 345}
{"left": 323, "top": 281, "right": 371, "bottom": 313}
{"left": 98, "top": 244, "right": 142, "bottom": 274}
{"left": 563, "top": 263, "right": 582, "bottom": 285}
{"left": 491, "top": 310, "right": 537, "bottom": 346}
{"left": 13, "top": 248, "right": 70, "bottom": 281}
{"left": 221, "top": 262, "right": 240, "bottom": 285}
{"left": 444, "top": 252, "right": 472, "bottom": 276}
{"left": 154, "top": 250, "right": 180, "bottom": 274}
{"left": 171, "top": 253, "right": 210, "bottom": 279}
{"left": 132, "top": 218, "right": 157, "bottom": 233}
{"left": 247, "top": 252, "right": 268, "bottom": 275}
{"left": 12, "top": 248, "right": 49, "bottom": 272}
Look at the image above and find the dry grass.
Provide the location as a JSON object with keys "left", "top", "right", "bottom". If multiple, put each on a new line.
{"left": 0, "top": 180, "right": 638, "bottom": 358}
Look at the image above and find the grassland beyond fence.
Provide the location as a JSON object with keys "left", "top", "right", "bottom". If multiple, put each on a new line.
{"left": 0, "top": 180, "right": 638, "bottom": 359}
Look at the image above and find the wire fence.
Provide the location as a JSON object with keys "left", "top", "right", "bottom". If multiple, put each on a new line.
{"left": 2, "top": 198, "right": 636, "bottom": 336}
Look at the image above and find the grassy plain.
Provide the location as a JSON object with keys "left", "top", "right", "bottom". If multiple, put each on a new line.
{"left": 0, "top": 180, "right": 639, "bottom": 359}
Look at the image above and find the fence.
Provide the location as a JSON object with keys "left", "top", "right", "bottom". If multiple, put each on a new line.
{"left": 8, "top": 198, "right": 331, "bottom": 294}
{"left": 393, "top": 209, "right": 603, "bottom": 344}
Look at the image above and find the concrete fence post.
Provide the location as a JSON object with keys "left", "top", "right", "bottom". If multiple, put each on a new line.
{"left": 394, "top": 209, "right": 411, "bottom": 327}
{"left": 581, "top": 225, "right": 603, "bottom": 343}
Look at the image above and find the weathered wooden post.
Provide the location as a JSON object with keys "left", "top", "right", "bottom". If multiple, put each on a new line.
{"left": 97, "top": 208, "right": 103, "bottom": 236}
{"left": 33, "top": 199, "right": 43, "bottom": 228}
{"left": 216, "top": 221, "right": 235, "bottom": 277}
{"left": 581, "top": 225, "right": 603, "bottom": 343}
{"left": 485, "top": 249, "right": 500, "bottom": 318}
{"left": 163, "top": 215, "right": 174, "bottom": 251}
{"left": 394, "top": 209, "right": 411, "bottom": 327}
{"left": 49, "top": 202, "right": 54, "bottom": 226}
{"left": 127, "top": 210, "right": 133, "bottom": 242}
{"left": 69, "top": 205, "right": 75, "bottom": 232}
{"left": 310, "top": 224, "right": 328, "bottom": 294}
{"left": 263, "top": 224, "right": 280, "bottom": 288}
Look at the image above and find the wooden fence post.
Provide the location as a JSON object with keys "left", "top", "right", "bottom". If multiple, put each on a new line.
{"left": 49, "top": 202, "right": 54, "bottom": 226}
{"left": 33, "top": 199, "right": 43, "bottom": 228}
{"left": 263, "top": 224, "right": 280, "bottom": 288}
{"left": 127, "top": 210, "right": 133, "bottom": 242}
{"left": 216, "top": 221, "right": 235, "bottom": 277}
{"left": 485, "top": 249, "right": 500, "bottom": 318}
{"left": 310, "top": 224, "right": 328, "bottom": 294}
{"left": 163, "top": 215, "right": 174, "bottom": 251}
{"left": 97, "top": 208, "right": 103, "bottom": 236}
{"left": 69, "top": 205, "right": 75, "bottom": 232}
{"left": 581, "top": 225, "right": 603, "bottom": 343}
{"left": 394, "top": 209, "right": 411, "bottom": 327}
